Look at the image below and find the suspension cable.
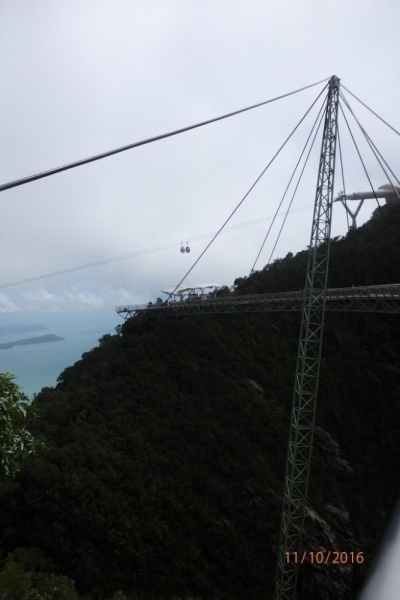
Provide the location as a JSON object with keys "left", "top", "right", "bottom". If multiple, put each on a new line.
{"left": 236, "top": 98, "right": 325, "bottom": 299}
{"left": 222, "top": 99, "right": 326, "bottom": 300}
{"left": 0, "top": 79, "right": 329, "bottom": 194}
{"left": 165, "top": 85, "right": 329, "bottom": 302}
{"left": 340, "top": 92, "right": 400, "bottom": 194}
{"left": 233, "top": 86, "right": 400, "bottom": 298}
{"left": 341, "top": 84, "right": 400, "bottom": 138}
{"left": 249, "top": 95, "right": 327, "bottom": 276}
{"left": 337, "top": 126, "right": 355, "bottom": 285}
{"left": 264, "top": 101, "right": 326, "bottom": 274}
{"left": 339, "top": 101, "right": 400, "bottom": 261}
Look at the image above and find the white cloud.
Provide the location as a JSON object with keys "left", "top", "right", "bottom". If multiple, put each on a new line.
{"left": 104, "top": 286, "right": 135, "bottom": 303}
{"left": 0, "top": 285, "right": 143, "bottom": 314}
{"left": 0, "top": 292, "right": 20, "bottom": 313}
{"left": 16, "top": 288, "right": 105, "bottom": 312}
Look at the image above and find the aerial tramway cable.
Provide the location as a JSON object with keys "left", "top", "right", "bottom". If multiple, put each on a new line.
{"left": 0, "top": 204, "right": 314, "bottom": 290}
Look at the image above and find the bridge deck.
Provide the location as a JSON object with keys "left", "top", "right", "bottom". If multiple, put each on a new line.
{"left": 116, "top": 285, "right": 400, "bottom": 318}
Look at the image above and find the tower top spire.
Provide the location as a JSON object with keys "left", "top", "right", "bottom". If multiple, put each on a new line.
{"left": 330, "top": 75, "right": 340, "bottom": 88}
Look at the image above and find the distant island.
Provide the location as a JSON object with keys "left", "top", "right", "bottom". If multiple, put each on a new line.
{"left": 0, "top": 324, "right": 47, "bottom": 336}
{"left": 0, "top": 334, "right": 64, "bottom": 350}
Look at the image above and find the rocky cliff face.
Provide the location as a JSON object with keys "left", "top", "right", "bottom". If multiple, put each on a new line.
{"left": 298, "top": 427, "right": 359, "bottom": 599}
{"left": 245, "top": 376, "right": 361, "bottom": 599}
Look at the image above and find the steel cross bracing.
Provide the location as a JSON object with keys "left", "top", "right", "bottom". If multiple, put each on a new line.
{"left": 273, "top": 75, "right": 340, "bottom": 600}
{"left": 115, "top": 285, "right": 400, "bottom": 318}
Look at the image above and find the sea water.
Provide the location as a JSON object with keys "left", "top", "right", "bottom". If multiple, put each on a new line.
{"left": 0, "top": 312, "right": 121, "bottom": 400}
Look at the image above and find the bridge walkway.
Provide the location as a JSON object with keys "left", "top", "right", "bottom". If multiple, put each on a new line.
{"left": 116, "top": 284, "right": 400, "bottom": 318}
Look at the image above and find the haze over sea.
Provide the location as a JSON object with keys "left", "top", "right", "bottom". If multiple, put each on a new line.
{"left": 0, "top": 309, "right": 121, "bottom": 400}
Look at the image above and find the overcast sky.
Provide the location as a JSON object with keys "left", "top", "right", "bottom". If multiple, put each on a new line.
{"left": 1, "top": 0, "right": 399, "bottom": 316}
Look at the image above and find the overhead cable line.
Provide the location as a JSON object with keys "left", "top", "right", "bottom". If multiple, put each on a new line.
{"left": 249, "top": 95, "right": 327, "bottom": 276}
{"left": 337, "top": 127, "right": 355, "bottom": 285}
{"left": 339, "top": 101, "right": 400, "bottom": 261}
{"left": 0, "top": 78, "right": 329, "bottom": 193}
{"left": 342, "top": 84, "right": 400, "bottom": 139}
{"left": 340, "top": 92, "right": 400, "bottom": 194}
{"left": 0, "top": 204, "right": 314, "bottom": 290}
{"left": 165, "top": 85, "right": 329, "bottom": 302}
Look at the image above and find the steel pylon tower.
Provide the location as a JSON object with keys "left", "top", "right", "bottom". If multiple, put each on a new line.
{"left": 274, "top": 75, "right": 340, "bottom": 600}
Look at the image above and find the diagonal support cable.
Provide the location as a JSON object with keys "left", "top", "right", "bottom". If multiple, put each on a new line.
{"left": 341, "top": 84, "right": 400, "bottom": 138}
{"left": 337, "top": 127, "right": 356, "bottom": 284}
{"left": 249, "top": 96, "right": 327, "bottom": 275}
{"left": 166, "top": 85, "right": 329, "bottom": 302}
{"left": 0, "top": 78, "right": 329, "bottom": 193}
{"left": 265, "top": 103, "right": 326, "bottom": 272}
{"left": 339, "top": 102, "right": 400, "bottom": 261}
{"left": 340, "top": 92, "right": 400, "bottom": 195}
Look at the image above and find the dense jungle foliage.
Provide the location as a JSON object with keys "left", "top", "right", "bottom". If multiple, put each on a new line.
{"left": 0, "top": 203, "right": 399, "bottom": 599}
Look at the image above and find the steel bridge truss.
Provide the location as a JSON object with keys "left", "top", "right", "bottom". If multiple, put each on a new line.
{"left": 116, "top": 285, "right": 400, "bottom": 319}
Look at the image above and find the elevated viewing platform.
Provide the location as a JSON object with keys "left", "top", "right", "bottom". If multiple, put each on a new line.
{"left": 116, "top": 284, "right": 400, "bottom": 319}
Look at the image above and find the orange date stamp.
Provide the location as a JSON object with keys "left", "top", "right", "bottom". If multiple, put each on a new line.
{"left": 285, "top": 551, "right": 364, "bottom": 565}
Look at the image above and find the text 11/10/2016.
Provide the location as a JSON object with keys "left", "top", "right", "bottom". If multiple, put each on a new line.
{"left": 285, "top": 551, "right": 364, "bottom": 565}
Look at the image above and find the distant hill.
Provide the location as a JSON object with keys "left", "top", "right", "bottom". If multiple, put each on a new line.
{"left": 0, "top": 334, "right": 64, "bottom": 350}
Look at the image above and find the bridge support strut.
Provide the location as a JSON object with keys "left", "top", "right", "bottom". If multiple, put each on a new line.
{"left": 275, "top": 75, "right": 340, "bottom": 600}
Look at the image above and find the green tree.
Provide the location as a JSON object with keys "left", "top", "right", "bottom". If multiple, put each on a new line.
{"left": 0, "top": 559, "right": 33, "bottom": 599}
{"left": 0, "top": 558, "right": 79, "bottom": 600}
{"left": 0, "top": 373, "right": 44, "bottom": 476}
{"left": 32, "top": 571, "right": 78, "bottom": 600}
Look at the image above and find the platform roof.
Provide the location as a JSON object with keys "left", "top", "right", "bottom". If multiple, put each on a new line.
{"left": 161, "top": 283, "right": 223, "bottom": 296}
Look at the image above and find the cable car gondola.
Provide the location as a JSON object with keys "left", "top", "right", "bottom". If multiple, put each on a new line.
{"left": 180, "top": 242, "right": 190, "bottom": 254}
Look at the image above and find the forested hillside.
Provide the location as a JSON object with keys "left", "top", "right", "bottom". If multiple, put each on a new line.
{"left": 0, "top": 203, "right": 399, "bottom": 600}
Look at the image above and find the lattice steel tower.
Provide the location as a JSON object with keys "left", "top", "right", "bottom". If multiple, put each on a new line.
{"left": 275, "top": 75, "right": 340, "bottom": 600}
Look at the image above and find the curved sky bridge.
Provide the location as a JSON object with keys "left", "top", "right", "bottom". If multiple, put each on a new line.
{"left": 116, "top": 284, "right": 400, "bottom": 319}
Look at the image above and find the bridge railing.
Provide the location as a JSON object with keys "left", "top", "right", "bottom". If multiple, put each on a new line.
{"left": 115, "top": 284, "right": 400, "bottom": 314}
{"left": 326, "top": 284, "right": 400, "bottom": 298}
